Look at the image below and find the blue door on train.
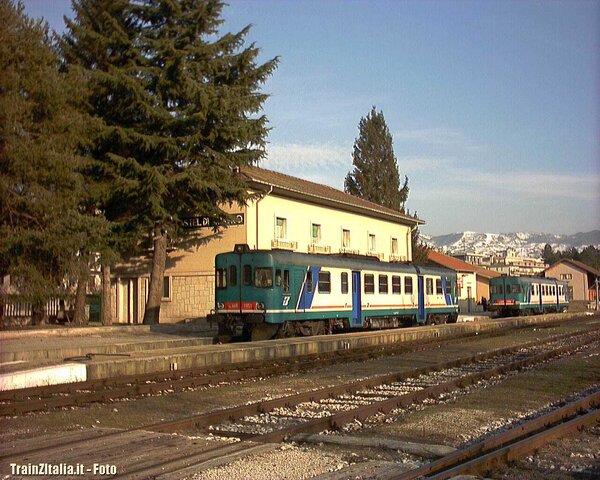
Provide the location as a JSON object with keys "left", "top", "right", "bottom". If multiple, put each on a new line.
{"left": 351, "top": 271, "right": 362, "bottom": 327}
{"left": 417, "top": 276, "right": 425, "bottom": 323}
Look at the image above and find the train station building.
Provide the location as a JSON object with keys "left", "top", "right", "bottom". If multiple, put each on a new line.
{"left": 111, "top": 166, "right": 423, "bottom": 324}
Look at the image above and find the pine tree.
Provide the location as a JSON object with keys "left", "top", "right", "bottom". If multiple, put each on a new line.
{"left": 410, "top": 212, "right": 430, "bottom": 262}
{"left": 0, "top": 0, "right": 108, "bottom": 324}
{"left": 345, "top": 106, "right": 409, "bottom": 212}
{"left": 63, "top": 0, "right": 278, "bottom": 324}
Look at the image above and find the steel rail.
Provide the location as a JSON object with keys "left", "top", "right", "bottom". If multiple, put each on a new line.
{"left": 3, "top": 323, "right": 583, "bottom": 416}
{"left": 392, "top": 390, "right": 600, "bottom": 479}
{"left": 112, "top": 335, "right": 600, "bottom": 479}
{"left": 1, "top": 331, "right": 595, "bottom": 472}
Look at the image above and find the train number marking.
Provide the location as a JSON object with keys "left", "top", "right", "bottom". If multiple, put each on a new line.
{"left": 282, "top": 296, "right": 290, "bottom": 307}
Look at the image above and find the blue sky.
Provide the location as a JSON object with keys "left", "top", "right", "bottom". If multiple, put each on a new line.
{"left": 23, "top": 0, "right": 599, "bottom": 236}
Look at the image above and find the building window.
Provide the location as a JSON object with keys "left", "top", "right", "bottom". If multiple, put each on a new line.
{"left": 311, "top": 223, "right": 321, "bottom": 244}
{"left": 162, "top": 276, "right": 171, "bottom": 299}
{"left": 392, "top": 276, "right": 401, "bottom": 294}
{"left": 318, "top": 271, "right": 331, "bottom": 293}
{"left": 391, "top": 237, "right": 398, "bottom": 255}
{"left": 405, "top": 277, "right": 413, "bottom": 294}
{"left": 276, "top": 217, "right": 287, "bottom": 239}
{"left": 342, "top": 229, "right": 351, "bottom": 248}
{"left": 379, "top": 275, "right": 388, "bottom": 294}
{"left": 364, "top": 274, "right": 375, "bottom": 294}
{"left": 560, "top": 273, "right": 572, "bottom": 280}
{"left": 341, "top": 272, "right": 349, "bottom": 294}
{"left": 368, "top": 233, "right": 376, "bottom": 251}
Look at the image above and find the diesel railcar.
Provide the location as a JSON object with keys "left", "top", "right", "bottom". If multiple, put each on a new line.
{"left": 488, "top": 276, "right": 569, "bottom": 316}
{"left": 208, "top": 246, "right": 458, "bottom": 341}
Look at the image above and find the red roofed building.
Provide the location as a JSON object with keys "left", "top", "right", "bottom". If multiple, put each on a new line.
{"left": 544, "top": 259, "right": 599, "bottom": 306}
{"left": 426, "top": 250, "right": 501, "bottom": 312}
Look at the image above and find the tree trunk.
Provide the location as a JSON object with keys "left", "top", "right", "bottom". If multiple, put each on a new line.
{"left": 73, "top": 275, "right": 87, "bottom": 325}
{"left": 31, "top": 300, "right": 47, "bottom": 326}
{"left": 101, "top": 263, "right": 113, "bottom": 325}
{"left": 143, "top": 223, "right": 167, "bottom": 325}
{"left": 73, "top": 257, "right": 89, "bottom": 325}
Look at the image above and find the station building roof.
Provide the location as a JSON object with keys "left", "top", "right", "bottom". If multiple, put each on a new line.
{"left": 426, "top": 250, "right": 501, "bottom": 279}
{"left": 240, "top": 166, "right": 423, "bottom": 227}
{"left": 545, "top": 258, "right": 599, "bottom": 277}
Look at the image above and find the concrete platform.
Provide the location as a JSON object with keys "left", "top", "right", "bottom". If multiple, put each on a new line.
{"left": 0, "top": 363, "right": 86, "bottom": 390}
{"left": 83, "top": 312, "right": 587, "bottom": 380}
{"left": 0, "top": 313, "right": 591, "bottom": 389}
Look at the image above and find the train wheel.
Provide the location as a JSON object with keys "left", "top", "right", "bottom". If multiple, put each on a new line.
{"left": 250, "top": 323, "right": 279, "bottom": 341}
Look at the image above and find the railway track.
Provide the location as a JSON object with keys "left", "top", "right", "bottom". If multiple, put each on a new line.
{"left": 2, "top": 322, "right": 583, "bottom": 416}
{"left": 1, "top": 329, "right": 597, "bottom": 479}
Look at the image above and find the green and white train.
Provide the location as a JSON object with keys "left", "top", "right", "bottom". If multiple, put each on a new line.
{"left": 488, "top": 276, "right": 569, "bottom": 316}
{"left": 208, "top": 246, "right": 459, "bottom": 341}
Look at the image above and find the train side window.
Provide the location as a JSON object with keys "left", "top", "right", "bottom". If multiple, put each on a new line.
{"left": 216, "top": 268, "right": 227, "bottom": 289}
{"left": 498, "top": 285, "right": 503, "bottom": 294}
{"left": 254, "top": 268, "right": 273, "bottom": 288}
{"left": 307, "top": 271, "right": 313, "bottom": 293}
{"left": 392, "top": 276, "right": 401, "bottom": 294}
{"left": 445, "top": 279, "right": 452, "bottom": 295}
{"left": 341, "top": 272, "right": 349, "bottom": 294}
{"left": 511, "top": 285, "right": 521, "bottom": 294}
{"left": 318, "top": 271, "right": 331, "bottom": 293}
{"left": 435, "top": 279, "right": 443, "bottom": 295}
{"left": 243, "top": 265, "right": 252, "bottom": 286}
{"left": 283, "top": 270, "right": 290, "bottom": 293}
{"left": 426, "top": 278, "right": 433, "bottom": 295}
{"left": 364, "top": 274, "right": 375, "bottom": 294}
{"left": 405, "top": 277, "right": 413, "bottom": 294}
{"left": 229, "top": 266, "right": 237, "bottom": 287}
{"left": 379, "top": 275, "right": 388, "bottom": 294}
{"left": 275, "top": 269, "right": 282, "bottom": 287}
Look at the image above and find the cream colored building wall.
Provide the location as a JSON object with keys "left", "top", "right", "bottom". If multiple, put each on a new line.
{"left": 457, "top": 272, "right": 477, "bottom": 300}
{"left": 247, "top": 195, "right": 413, "bottom": 261}
{"left": 545, "top": 263, "right": 588, "bottom": 301}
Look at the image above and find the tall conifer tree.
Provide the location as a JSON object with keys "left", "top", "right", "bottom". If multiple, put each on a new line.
{"left": 345, "top": 106, "right": 409, "bottom": 212}
{"left": 63, "top": 0, "right": 278, "bottom": 323}
{"left": 0, "top": 0, "right": 107, "bottom": 323}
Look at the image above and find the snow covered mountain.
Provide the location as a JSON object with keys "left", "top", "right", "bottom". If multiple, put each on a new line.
{"left": 423, "top": 230, "right": 600, "bottom": 259}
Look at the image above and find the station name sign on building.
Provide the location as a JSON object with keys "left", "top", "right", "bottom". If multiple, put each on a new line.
{"left": 181, "top": 214, "right": 244, "bottom": 230}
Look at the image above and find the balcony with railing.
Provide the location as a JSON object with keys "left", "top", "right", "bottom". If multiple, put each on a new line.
{"left": 308, "top": 244, "right": 331, "bottom": 254}
{"left": 271, "top": 239, "right": 298, "bottom": 250}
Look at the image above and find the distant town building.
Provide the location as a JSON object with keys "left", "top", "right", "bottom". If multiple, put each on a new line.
{"left": 488, "top": 248, "right": 547, "bottom": 277}
{"left": 452, "top": 252, "right": 492, "bottom": 266}
{"left": 544, "top": 259, "right": 599, "bottom": 305}
{"left": 427, "top": 250, "right": 501, "bottom": 313}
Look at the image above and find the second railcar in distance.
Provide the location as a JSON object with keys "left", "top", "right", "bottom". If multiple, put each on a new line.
{"left": 209, "top": 246, "right": 459, "bottom": 341}
{"left": 488, "top": 275, "right": 569, "bottom": 316}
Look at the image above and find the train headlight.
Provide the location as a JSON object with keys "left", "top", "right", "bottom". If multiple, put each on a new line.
{"left": 217, "top": 302, "right": 224, "bottom": 310}
{"left": 257, "top": 302, "right": 265, "bottom": 310}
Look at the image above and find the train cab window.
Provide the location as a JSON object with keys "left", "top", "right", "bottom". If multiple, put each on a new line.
{"left": 426, "top": 278, "right": 433, "bottom": 295}
{"left": 364, "top": 274, "right": 375, "bottom": 294}
{"left": 498, "top": 285, "right": 503, "bottom": 294}
{"left": 243, "top": 265, "right": 252, "bottom": 286}
{"left": 228, "top": 266, "right": 237, "bottom": 287}
{"left": 307, "top": 271, "right": 314, "bottom": 293}
{"left": 490, "top": 285, "right": 497, "bottom": 294}
{"left": 254, "top": 268, "right": 273, "bottom": 288}
{"left": 511, "top": 285, "right": 521, "bottom": 294}
{"left": 341, "top": 272, "right": 349, "bottom": 294}
{"left": 275, "top": 269, "right": 282, "bottom": 287}
{"left": 216, "top": 268, "right": 227, "bottom": 289}
{"left": 283, "top": 270, "right": 290, "bottom": 293}
{"left": 379, "top": 275, "right": 388, "bottom": 294}
{"left": 392, "top": 276, "right": 401, "bottom": 294}
{"left": 318, "top": 271, "right": 331, "bottom": 293}
{"left": 435, "top": 279, "right": 443, "bottom": 295}
{"left": 405, "top": 277, "right": 413, "bottom": 294}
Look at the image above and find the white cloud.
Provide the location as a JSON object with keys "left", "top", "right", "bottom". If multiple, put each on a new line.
{"left": 263, "top": 142, "right": 350, "bottom": 171}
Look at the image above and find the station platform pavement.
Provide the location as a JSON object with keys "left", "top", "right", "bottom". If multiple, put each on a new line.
{"left": 0, "top": 312, "right": 591, "bottom": 391}
{"left": 0, "top": 321, "right": 217, "bottom": 390}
